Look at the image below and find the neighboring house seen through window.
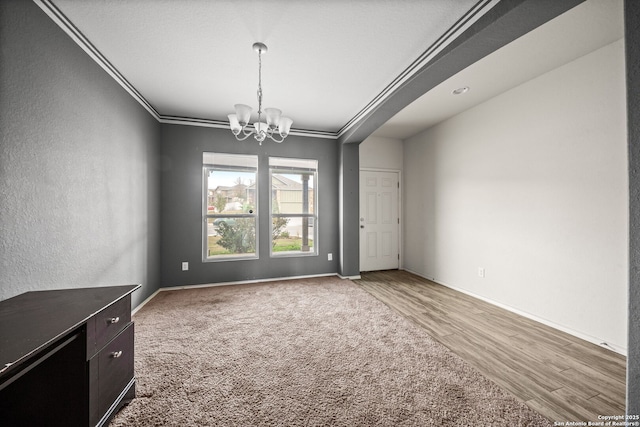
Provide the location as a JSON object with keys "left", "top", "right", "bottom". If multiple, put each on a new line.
{"left": 269, "top": 157, "right": 318, "bottom": 257}
{"left": 203, "top": 153, "right": 258, "bottom": 261}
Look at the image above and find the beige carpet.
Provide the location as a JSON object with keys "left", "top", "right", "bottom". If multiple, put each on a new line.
{"left": 110, "top": 276, "right": 551, "bottom": 426}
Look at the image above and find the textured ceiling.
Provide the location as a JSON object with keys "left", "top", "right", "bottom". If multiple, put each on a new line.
{"left": 371, "top": 0, "right": 624, "bottom": 140}
{"left": 40, "top": 0, "right": 495, "bottom": 136}
{"left": 36, "top": 0, "right": 622, "bottom": 141}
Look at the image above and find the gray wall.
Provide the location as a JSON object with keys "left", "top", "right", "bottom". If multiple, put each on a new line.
{"left": 626, "top": 0, "right": 640, "bottom": 416}
{"left": 338, "top": 142, "right": 360, "bottom": 278}
{"left": 0, "top": 0, "right": 162, "bottom": 308}
{"left": 160, "top": 124, "right": 339, "bottom": 287}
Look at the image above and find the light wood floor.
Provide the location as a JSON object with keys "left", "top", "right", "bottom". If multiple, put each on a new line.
{"left": 354, "top": 270, "right": 626, "bottom": 423}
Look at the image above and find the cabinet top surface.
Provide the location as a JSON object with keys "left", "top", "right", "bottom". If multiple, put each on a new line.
{"left": 0, "top": 285, "right": 139, "bottom": 378}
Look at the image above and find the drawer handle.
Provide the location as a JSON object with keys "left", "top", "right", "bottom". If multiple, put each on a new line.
{"left": 111, "top": 351, "right": 123, "bottom": 358}
{"left": 108, "top": 317, "right": 120, "bottom": 324}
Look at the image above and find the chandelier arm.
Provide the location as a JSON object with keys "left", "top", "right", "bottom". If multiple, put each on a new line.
{"left": 233, "top": 126, "right": 255, "bottom": 141}
{"left": 233, "top": 131, "right": 253, "bottom": 142}
{"left": 267, "top": 133, "right": 285, "bottom": 143}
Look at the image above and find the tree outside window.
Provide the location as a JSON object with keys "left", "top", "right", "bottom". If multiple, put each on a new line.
{"left": 203, "top": 153, "right": 258, "bottom": 261}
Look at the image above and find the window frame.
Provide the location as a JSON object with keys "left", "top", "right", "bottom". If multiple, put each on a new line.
{"left": 269, "top": 157, "right": 318, "bottom": 258}
{"left": 202, "top": 153, "right": 259, "bottom": 262}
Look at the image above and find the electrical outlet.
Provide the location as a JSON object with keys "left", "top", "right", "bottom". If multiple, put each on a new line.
{"left": 328, "top": 253, "right": 333, "bottom": 261}
{"left": 182, "top": 262, "right": 189, "bottom": 271}
{"left": 478, "top": 267, "right": 485, "bottom": 278}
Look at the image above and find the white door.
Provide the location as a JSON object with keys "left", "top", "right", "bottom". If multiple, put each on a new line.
{"left": 359, "top": 170, "right": 399, "bottom": 272}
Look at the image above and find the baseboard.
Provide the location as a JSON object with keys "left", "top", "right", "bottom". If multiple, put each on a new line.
{"left": 132, "top": 273, "right": 346, "bottom": 314}
{"left": 402, "top": 268, "right": 627, "bottom": 356}
{"left": 131, "top": 289, "right": 161, "bottom": 316}
{"left": 338, "top": 274, "right": 362, "bottom": 280}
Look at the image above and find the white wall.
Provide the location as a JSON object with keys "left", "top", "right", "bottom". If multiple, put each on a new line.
{"left": 403, "top": 39, "right": 628, "bottom": 352}
{"left": 360, "top": 136, "right": 403, "bottom": 170}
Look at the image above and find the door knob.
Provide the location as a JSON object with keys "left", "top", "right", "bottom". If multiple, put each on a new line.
{"left": 360, "top": 225, "right": 365, "bottom": 229}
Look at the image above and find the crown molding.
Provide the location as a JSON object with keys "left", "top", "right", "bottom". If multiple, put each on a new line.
{"left": 158, "top": 115, "right": 229, "bottom": 129}
{"left": 158, "top": 115, "right": 338, "bottom": 139}
{"left": 35, "top": 0, "right": 495, "bottom": 142}
{"left": 34, "top": 0, "right": 162, "bottom": 121}
{"left": 35, "top": 0, "right": 335, "bottom": 140}
{"left": 335, "top": 0, "right": 499, "bottom": 140}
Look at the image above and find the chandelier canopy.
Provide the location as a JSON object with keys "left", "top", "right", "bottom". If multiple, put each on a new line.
{"left": 227, "top": 42, "right": 293, "bottom": 145}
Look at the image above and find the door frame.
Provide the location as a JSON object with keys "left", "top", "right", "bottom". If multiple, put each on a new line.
{"left": 359, "top": 168, "right": 403, "bottom": 271}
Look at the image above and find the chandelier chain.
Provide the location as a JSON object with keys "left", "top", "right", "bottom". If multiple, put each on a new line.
{"left": 257, "top": 49, "right": 263, "bottom": 117}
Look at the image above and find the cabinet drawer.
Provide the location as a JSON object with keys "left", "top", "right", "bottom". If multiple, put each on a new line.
{"left": 98, "top": 322, "right": 134, "bottom": 419}
{"left": 94, "top": 296, "right": 131, "bottom": 353}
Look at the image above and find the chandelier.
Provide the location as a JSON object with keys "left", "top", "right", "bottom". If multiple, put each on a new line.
{"left": 227, "top": 42, "right": 293, "bottom": 145}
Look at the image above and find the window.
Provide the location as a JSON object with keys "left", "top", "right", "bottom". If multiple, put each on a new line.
{"left": 203, "top": 153, "right": 258, "bottom": 261}
{"left": 270, "top": 157, "right": 318, "bottom": 257}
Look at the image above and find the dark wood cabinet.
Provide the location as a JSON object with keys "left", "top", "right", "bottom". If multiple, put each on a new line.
{"left": 0, "top": 285, "right": 140, "bottom": 426}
